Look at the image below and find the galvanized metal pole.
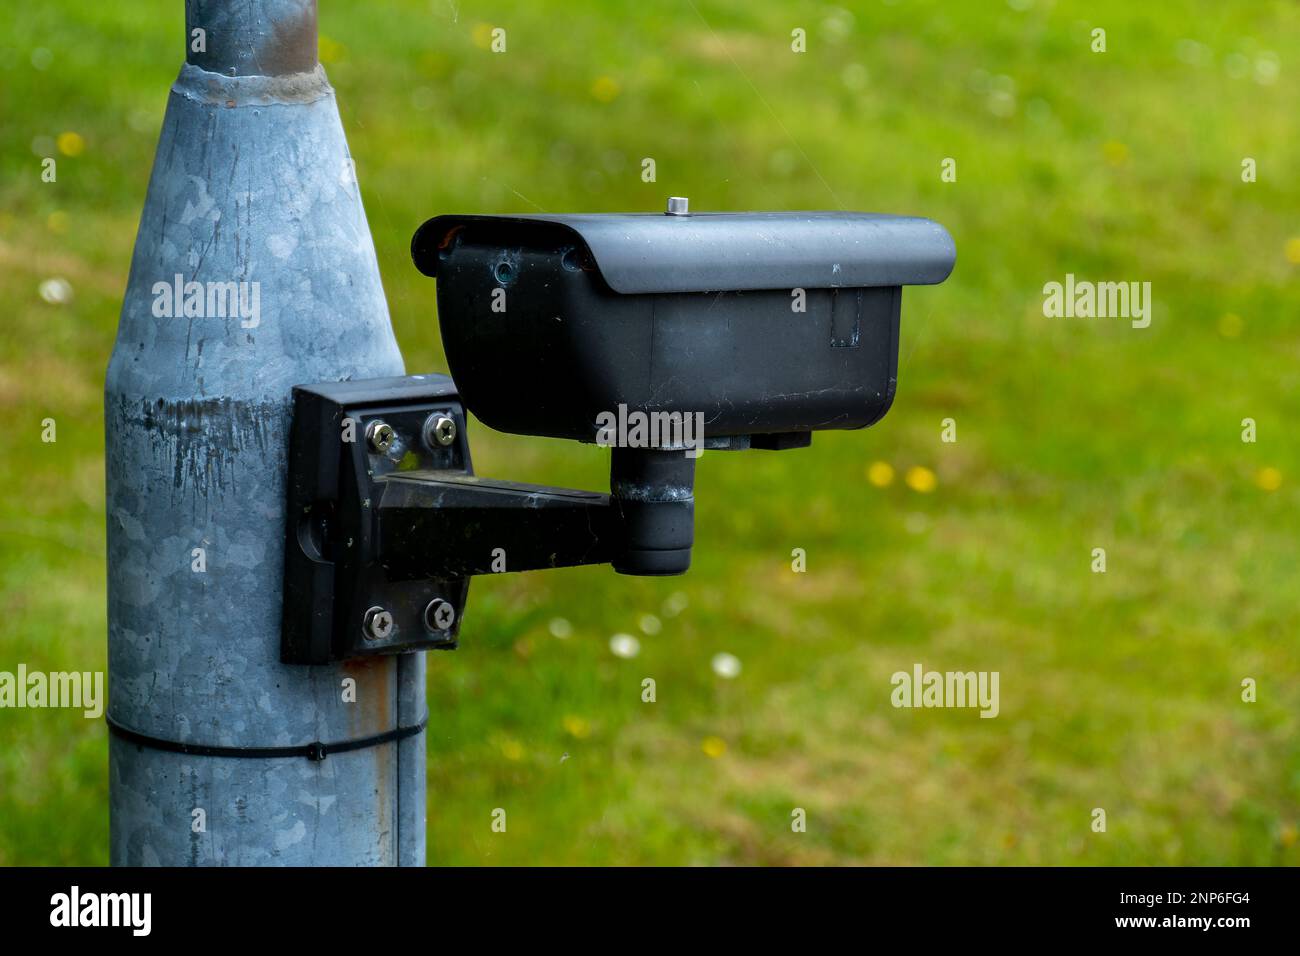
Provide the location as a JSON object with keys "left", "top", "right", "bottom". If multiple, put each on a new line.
{"left": 106, "top": 0, "right": 425, "bottom": 865}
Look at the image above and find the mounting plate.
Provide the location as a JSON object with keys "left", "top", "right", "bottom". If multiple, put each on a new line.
{"left": 280, "top": 374, "right": 472, "bottom": 665}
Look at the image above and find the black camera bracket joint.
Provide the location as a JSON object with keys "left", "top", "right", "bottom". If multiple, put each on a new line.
{"left": 280, "top": 374, "right": 703, "bottom": 665}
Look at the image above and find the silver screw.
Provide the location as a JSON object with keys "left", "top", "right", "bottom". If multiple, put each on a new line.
{"left": 366, "top": 420, "right": 395, "bottom": 454}
{"left": 665, "top": 196, "right": 690, "bottom": 216}
{"left": 423, "top": 598, "right": 455, "bottom": 633}
{"left": 424, "top": 414, "right": 457, "bottom": 448}
{"left": 362, "top": 606, "right": 393, "bottom": 641}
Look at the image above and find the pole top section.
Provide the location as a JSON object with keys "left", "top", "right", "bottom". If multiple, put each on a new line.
{"left": 185, "top": 0, "right": 319, "bottom": 77}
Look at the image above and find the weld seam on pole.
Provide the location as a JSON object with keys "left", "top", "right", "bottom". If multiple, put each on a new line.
{"left": 171, "top": 62, "right": 333, "bottom": 107}
{"left": 105, "top": 712, "right": 428, "bottom": 761}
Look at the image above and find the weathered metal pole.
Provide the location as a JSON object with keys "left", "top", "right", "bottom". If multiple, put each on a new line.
{"left": 106, "top": 0, "right": 424, "bottom": 865}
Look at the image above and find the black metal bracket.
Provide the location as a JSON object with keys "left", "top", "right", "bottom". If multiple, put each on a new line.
{"left": 280, "top": 374, "right": 700, "bottom": 665}
{"left": 281, "top": 374, "right": 472, "bottom": 664}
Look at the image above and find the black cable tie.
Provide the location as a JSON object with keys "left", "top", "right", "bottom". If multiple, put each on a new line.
{"left": 105, "top": 712, "right": 428, "bottom": 761}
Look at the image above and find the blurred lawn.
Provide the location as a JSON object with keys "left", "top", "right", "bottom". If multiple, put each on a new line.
{"left": 1, "top": 0, "right": 1298, "bottom": 865}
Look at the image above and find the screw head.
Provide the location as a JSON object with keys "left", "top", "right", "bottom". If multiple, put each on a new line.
{"left": 366, "top": 420, "right": 396, "bottom": 454}
{"left": 425, "top": 414, "right": 457, "bottom": 448}
{"left": 665, "top": 196, "right": 690, "bottom": 216}
{"left": 362, "top": 606, "right": 394, "bottom": 641}
{"left": 423, "top": 598, "right": 456, "bottom": 633}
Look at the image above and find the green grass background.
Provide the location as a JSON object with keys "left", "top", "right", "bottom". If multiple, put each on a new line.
{"left": 1, "top": 0, "right": 1297, "bottom": 864}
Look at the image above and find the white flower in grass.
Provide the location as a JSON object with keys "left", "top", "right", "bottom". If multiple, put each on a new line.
{"left": 609, "top": 633, "right": 641, "bottom": 659}
{"left": 663, "top": 591, "right": 688, "bottom": 617}
{"left": 711, "top": 652, "right": 742, "bottom": 679}
{"left": 39, "top": 277, "right": 73, "bottom": 305}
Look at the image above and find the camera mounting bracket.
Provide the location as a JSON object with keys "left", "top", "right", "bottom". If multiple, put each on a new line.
{"left": 280, "top": 374, "right": 704, "bottom": 665}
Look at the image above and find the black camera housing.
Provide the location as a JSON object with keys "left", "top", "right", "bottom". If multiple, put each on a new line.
{"left": 412, "top": 211, "right": 955, "bottom": 447}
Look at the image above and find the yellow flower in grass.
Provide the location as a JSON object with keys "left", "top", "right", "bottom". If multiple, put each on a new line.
{"left": 497, "top": 737, "right": 524, "bottom": 761}
{"left": 1255, "top": 467, "right": 1282, "bottom": 492}
{"left": 866, "top": 461, "right": 895, "bottom": 487}
{"left": 57, "top": 131, "right": 84, "bottom": 157}
{"left": 905, "top": 465, "right": 937, "bottom": 493}
{"left": 701, "top": 736, "right": 726, "bottom": 759}
{"left": 562, "top": 715, "right": 591, "bottom": 739}
{"left": 591, "top": 76, "right": 621, "bottom": 103}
